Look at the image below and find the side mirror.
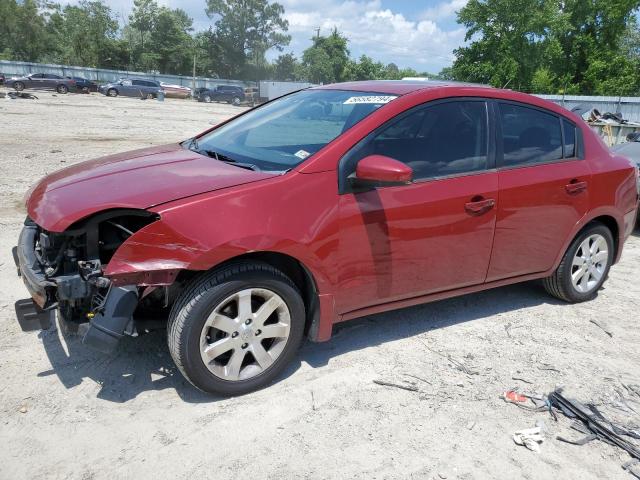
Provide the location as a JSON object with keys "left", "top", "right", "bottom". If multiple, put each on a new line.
{"left": 353, "top": 155, "right": 413, "bottom": 187}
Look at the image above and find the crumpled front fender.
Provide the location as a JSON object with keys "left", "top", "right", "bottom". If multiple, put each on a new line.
{"left": 103, "top": 217, "right": 335, "bottom": 294}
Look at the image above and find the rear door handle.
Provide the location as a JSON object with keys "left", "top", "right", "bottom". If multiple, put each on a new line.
{"left": 465, "top": 197, "right": 495, "bottom": 215}
{"left": 565, "top": 180, "right": 588, "bottom": 195}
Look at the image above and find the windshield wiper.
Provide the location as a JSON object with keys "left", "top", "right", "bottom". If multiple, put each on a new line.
{"left": 198, "top": 148, "right": 260, "bottom": 171}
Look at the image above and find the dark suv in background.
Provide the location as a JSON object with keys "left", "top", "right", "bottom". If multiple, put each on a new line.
{"left": 197, "top": 85, "right": 245, "bottom": 105}
{"left": 67, "top": 76, "right": 98, "bottom": 93}
{"left": 99, "top": 78, "right": 162, "bottom": 98}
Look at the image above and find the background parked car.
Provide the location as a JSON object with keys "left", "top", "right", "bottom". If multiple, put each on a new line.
{"left": 0, "top": 73, "right": 5, "bottom": 85}
{"left": 99, "top": 78, "right": 162, "bottom": 98}
{"left": 160, "top": 82, "right": 192, "bottom": 99}
{"left": 197, "top": 85, "right": 245, "bottom": 105}
{"left": 67, "top": 76, "right": 98, "bottom": 93}
{"left": 612, "top": 134, "right": 640, "bottom": 197}
{"left": 6, "top": 73, "right": 76, "bottom": 94}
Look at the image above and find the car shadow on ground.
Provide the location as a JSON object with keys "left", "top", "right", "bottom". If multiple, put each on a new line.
{"left": 37, "top": 281, "right": 561, "bottom": 403}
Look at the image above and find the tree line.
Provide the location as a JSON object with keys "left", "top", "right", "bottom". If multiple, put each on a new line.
{"left": 0, "top": 0, "right": 437, "bottom": 83}
{"left": 447, "top": 0, "right": 640, "bottom": 95}
{"left": 0, "top": 0, "right": 638, "bottom": 93}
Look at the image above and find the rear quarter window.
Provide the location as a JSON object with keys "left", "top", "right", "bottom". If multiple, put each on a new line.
{"left": 499, "top": 103, "right": 563, "bottom": 167}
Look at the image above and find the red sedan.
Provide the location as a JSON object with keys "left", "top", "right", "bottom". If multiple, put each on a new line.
{"left": 14, "top": 81, "right": 638, "bottom": 395}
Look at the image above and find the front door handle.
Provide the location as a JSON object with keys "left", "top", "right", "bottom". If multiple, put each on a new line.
{"left": 565, "top": 180, "right": 588, "bottom": 195}
{"left": 465, "top": 197, "right": 495, "bottom": 215}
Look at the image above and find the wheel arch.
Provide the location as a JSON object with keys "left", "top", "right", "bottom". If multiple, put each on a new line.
{"left": 587, "top": 215, "right": 619, "bottom": 260}
{"left": 176, "top": 251, "right": 324, "bottom": 341}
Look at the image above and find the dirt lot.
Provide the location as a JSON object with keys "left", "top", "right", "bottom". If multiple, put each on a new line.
{"left": 0, "top": 90, "right": 639, "bottom": 480}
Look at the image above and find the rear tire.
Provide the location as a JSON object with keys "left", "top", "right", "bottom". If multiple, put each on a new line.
{"left": 56, "top": 84, "right": 69, "bottom": 94}
{"left": 543, "top": 223, "right": 614, "bottom": 302}
{"left": 167, "top": 262, "right": 305, "bottom": 395}
{"left": 13, "top": 81, "right": 25, "bottom": 91}
{"left": 203, "top": 95, "right": 211, "bottom": 103}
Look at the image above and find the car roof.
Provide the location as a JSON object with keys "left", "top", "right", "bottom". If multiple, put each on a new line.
{"left": 313, "top": 80, "right": 492, "bottom": 95}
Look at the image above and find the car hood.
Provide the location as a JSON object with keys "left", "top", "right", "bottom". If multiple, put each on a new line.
{"left": 26, "top": 143, "right": 275, "bottom": 232}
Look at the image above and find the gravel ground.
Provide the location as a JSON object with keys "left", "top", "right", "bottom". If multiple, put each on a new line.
{"left": 0, "top": 90, "right": 639, "bottom": 480}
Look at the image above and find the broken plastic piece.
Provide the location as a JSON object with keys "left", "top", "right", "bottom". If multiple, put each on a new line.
{"left": 513, "top": 426, "right": 544, "bottom": 452}
{"left": 504, "top": 390, "right": 528, "bottom": 403}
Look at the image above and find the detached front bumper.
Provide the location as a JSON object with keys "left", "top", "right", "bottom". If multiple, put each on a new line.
{"left": 13, "top": 224, "right": 140, "bottom": 352}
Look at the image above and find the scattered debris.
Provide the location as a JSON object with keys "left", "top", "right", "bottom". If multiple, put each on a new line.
{"left": 373, "top": 379, "right": 419, "bottom": 392}
{"left": 50, "top": 149, "right": 62, "bottom": 154}
{"left": 537, "top": 364, "right": 561, "bottom": 373}
{"left": 504, "top": 390, "right": 528, "bottom": 403}
{"left": 419, "top": 340, "right": 479, "bottom": 376}
{"left": 8, "top": 92, "right": 38, "bottom": 100}
{"left": 18, "top": 405, "right": 27, "bottom": 414}
{"left": 589, "top": 318, "right": 613, "bottom": 337}
{"left": 513, "top": 426, "right": 544, "bottom": 452}
{"left": 512, "top": 376, "right": 534, "bottom": 384}
{"left": 623, "top": 459, "right": 640, "bottom": 479}
{"left": 622, "top": 383, "right": 640, "bottom": 399}
{"left": 548, "top": 390, "right": 640, "bottom": 462}
{"left": 403, "top": 373, "right": 432, "bottom": 385}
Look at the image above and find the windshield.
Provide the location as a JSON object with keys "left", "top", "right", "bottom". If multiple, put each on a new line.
{"left": 189, "top": 89, "right": 398, "bottom": 171}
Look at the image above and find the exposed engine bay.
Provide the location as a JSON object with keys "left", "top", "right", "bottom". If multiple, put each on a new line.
{"left": 14, "top": 210, "right": 179, "bottom": 352}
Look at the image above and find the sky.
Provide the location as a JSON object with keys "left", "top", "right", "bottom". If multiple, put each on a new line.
{"left": 65, "top": 0, "right": 470, "bottom": 72}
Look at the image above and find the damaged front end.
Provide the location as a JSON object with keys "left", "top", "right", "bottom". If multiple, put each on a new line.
{"left": 13, "top": 210, "right": 167, "bottom": 353}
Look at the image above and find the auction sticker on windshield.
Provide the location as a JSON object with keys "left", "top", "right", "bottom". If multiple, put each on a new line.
{"left": 294, "top": 150, "right": 311, "bottom": 159}
{"left": 343, "top": 95, "right": 397, "bottom": 104}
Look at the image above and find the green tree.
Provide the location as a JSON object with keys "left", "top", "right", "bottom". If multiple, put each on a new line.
{"left": 0, "top": 0, "right": 53, "bottom": 61}
{"left": 52, "top": 1, "right": 119, "bottom": 67}
{"left": 149, "top": 8, "right": 194, "bottom": 74}
{"left": 129, "top": 0, "right": 158, "bottom": 67}
{"left": 205, "top": 0, "right": 290, "bottom": 78}
{"left": 273, "top": 53, "right": 298, "bottom": 80}
{"left": 301, "top": 28, "right": 350, "bottom": 83}
{"left": 451, "top": 0, "right": 640, "bottom": 94}
{"left": 345, "top": 54, "right": 386, "bottom": 80}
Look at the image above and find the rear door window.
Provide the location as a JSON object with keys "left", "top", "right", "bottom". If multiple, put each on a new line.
{"left": 562, "top": 119, "right": 576, "bottom": 158}
{"left": 499, "top": 104, "right": 563, "bottom": 167}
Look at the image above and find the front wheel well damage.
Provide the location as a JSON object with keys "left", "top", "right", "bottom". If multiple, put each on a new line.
{"left": 175, "top": 252, "right": 320, "bottom": 338}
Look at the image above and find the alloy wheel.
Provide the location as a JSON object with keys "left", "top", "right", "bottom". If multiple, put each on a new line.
{"left": 199, "top": 288, "right": 291, "bottom": 381}
{"left": 571, "top": 233, "right": 609, "bottom": 293}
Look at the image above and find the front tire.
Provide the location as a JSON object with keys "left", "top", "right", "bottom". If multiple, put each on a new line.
{"left": 168, "top": 262, "right": 305, "bottom": 395}
{"left": 543, "top": 223, "right": 614, "bottom": 302}
{"left": 107, "top": 88, "right": 118, "bottom": 97}
{"left": 13, "top": 81, "right": 25, "bottom": 91}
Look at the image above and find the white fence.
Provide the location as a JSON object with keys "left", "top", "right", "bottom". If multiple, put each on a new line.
{"left": 0, "top": 60, "right": 250, "bottom": 89}
{"left": 536, "top": 94, "right": 640, "bottom": 123}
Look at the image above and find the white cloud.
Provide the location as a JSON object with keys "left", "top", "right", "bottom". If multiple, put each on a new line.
{"left": 59, "top": 0, "right": 467, "bottom": 71}
{"left": 420, "top": 0, "right": 469, "bottom": 21}
{"left": 278, "top": 0, "right": 466, "bottom": 71}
